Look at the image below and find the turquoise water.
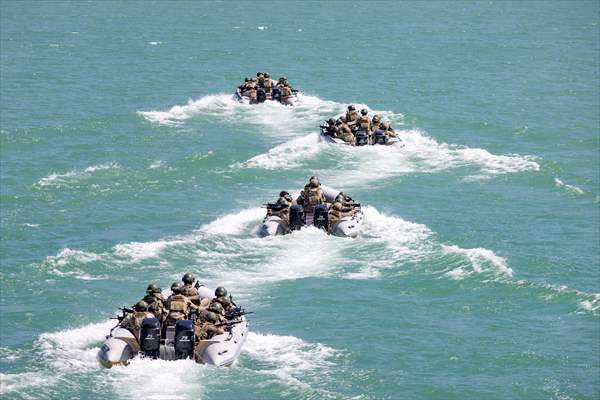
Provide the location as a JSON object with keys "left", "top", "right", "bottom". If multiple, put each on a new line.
{"left": 1, "top": 1, "right": 599, "bottom": 399}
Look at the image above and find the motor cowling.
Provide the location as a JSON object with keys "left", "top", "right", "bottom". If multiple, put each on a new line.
{"left": 355, "top": 131, "right": 369, "bottom": 146}
{"left": 140, "top": 317, "right": 161, "bottom": 358}
{"left": 174, "top": 320, "right": 195, "bottom": 359}
{"left": 257, "top": 88, "right": 266, "bottom": 103}
{"left": 374, "top": 130, "right": 387, "bottom": 145}
{"left": 288, "top": 204, "right": 305, "bottom": 231}
{"left": 313, "top": 204, "right": 329, "bottom": 231}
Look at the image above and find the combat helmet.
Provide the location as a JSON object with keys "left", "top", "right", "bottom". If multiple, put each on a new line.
{"left": 146, "top": 283, "right": 159, "bottom": 293}
{"left": 215, "top": 286, "right": 228, "bottom": 298}
{"left": 134, "top": 300, "right": 149, "bottom": 312}
{"left": 182, "top": 272, "right": 194, "bottom": 284}
{"left": 361, "top": 109, "right": 368, "bottom": 115}
{"left": 209, "top": 302, "right": 224, "bottom": 315}
{"left": 171, "top": 282, "right": 183, "bottom": 293}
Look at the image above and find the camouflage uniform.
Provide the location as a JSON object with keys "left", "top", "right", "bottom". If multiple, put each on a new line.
{"left": 297, "top": 181, "right": 326, "bottom": 214}
{"left": 141, "top": 292, "right": 166, "bottom": 322}
{"left": 336, "top": 121, "right": 355, "bottom": 144}
{"left": 328, "top": 198, "right": 355, "bottom": 233}
{"left": 194, "top": 309, "right": 225, "bottom": 340}
{"left": 345, "top": 108, "right": 360, "bottom": 127}
{"left": 164, "top": 293, "right": 198, "bottom": 326}
{"left": 120, "top": 310, "right": 154, "bottom": 341}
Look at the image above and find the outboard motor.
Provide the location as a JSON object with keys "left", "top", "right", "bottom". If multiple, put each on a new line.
{"left": 355, "top": 131, "right": 369, "bottom": 146}
{"left": 373, "top": 129, "right": 387, "bottom": 145}
{"left": 272, "top": 87, "right": 281, "bottom": 102}
{"left": 140, "top": 317, "right": 161, "bottom": 359}
{"left": 257, "top": 88, "right": 267, "bottom": 103}
{"left": 288, "top": 204, "right": 305, "bottom": 231}
{"left": 313, "top": 204, "right": 329, "bottom": 231}
{"left": 174, "top": 320, "right": 195, "bottom": 360}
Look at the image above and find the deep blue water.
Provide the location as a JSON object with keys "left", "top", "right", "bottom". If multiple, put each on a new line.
{"left": 1, "top": 1, "right": 599, "bottom": 399}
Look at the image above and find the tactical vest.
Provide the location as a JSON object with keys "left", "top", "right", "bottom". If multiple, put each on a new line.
{"left": 358, "top": 116, "right": 371, "bottom": 131}
{"left": 281, "top": 87, "right": 292, "bottom": 98}
{"left": 346, "top": 111, "right": 359, "bottom": 122}
{"left": 168, "top": 295, "right": 188, "bottom": 314}
{"left": 181, "top": 285, "right": 198, "bottom": 298}
{"left": 304, "top": 186, "right": 324, "bottom": 206}
{"left": 263, "top": 79, "right": 272, "bottom": 91}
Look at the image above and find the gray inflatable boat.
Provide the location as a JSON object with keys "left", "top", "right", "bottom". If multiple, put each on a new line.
{"left": 259, "top": 184, "right": 363, "bottom": 238}
{"left": 97, "top": 285, "right": 248, "bottom": 368}
{"left": 319, "top": 127, "right": 402, "bottom": 146}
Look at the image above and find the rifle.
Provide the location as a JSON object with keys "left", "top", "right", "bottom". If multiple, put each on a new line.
{"left": 214, "top": 319, "right": 246, "bottom": 328}
{"left": 348, "top": 203, "right": 361, "bottom": 207}
{"left": 225, "top": 307, "right": 253, "bottom": 320}
{"left": 263, "top": 203, "right": 286, "bottom": 210}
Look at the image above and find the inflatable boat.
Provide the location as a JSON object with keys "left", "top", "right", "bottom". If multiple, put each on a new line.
{"left": 319, "top": 127, "right": 402, "bottom": 146}
{"left": 97, "top": 285, "right": 248, "bottom": 368}
{"left": 233, "top": 84, "right": 298, "bottom": 106}
{"left": 259, "top": 184, "right": 363, "bottom": 238}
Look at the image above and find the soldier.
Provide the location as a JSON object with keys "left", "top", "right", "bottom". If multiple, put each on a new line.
{"left": 322, "top": 118, "right": 338, "bottom": 137}
{"left": 380, "top": 122, "right": 397, "bottom": 139}
{"left": 212, "top": 286, "right": 235, "bottom": 312}
{"left": 279, "top": 83, "right": 293, "bottom": 105}
{"left": 267, "top": 191, "right": 293, "bottom": 228}
{"left": 261, "top": 72, "right": 273, "bottom": 94}
{"left": 335, "top": 118, "right": 355, "bottom": 145}
{"left": 345, "top": 105, "right": 360, "bottom": 127}
{"left": 164, "top": 282, "right": 199, "bottom": 327}
{"left": 180, "top": 272, "right": 200, "bottom": 304}
{"left": 296, "top": 176, "right": 326, "bottom": 215}
{"left": 120, "top": 300, "right": 155, "bottom": 341}
{"left": 194, "top": 303, "right": 226, "bottom": 340}
{"left": 371, "top": 114, "right": 382, "bottom": 131}
{"left": 328, "top": 193, "right": 356, "bottom": 233}
{"left": 141, "top": 283, "right": 166, "bottom": 322}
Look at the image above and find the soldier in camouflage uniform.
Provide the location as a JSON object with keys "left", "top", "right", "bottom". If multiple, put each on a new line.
{"left": 296, "top": 176, "right": 326, "bottom": 216}
{"left": 164, "top": 282, "right": 199, "bottom": 327}
{"left": 140, "top": 283, "right": 166, "bottom": 322}
{"left": 335, "top": 118, "right": 355, "bottom": 145}
{"left": 328, "top": 193, "right": 356, "bottom": 233}
{"left": 345, "top": 105, "right": 360, "bottom": 128}
{"left": 180, "top": 272, "right": 201, "bottom": 305}
{"left": 120, "top": 300, "right": 155, "bottom": 341}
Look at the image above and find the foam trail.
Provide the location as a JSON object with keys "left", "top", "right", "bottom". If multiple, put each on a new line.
{"left": 239, "top": 127, "right": 539, "bottom": 187}
{"left": 107, "top": 358, "right": 205, "bottom": 400}
{"left": 38, "top": 320, "right": 115, "bottom": 372}
{"left": 36, "top": 162, "right": 120, "bottom": 187}
{"left": 554, "top": 177, "right": 585, "bottom": 195}
{"left": 235, "top": 133, "right": 324, "bottom": 169}
{"left": 442, "top": 244, "right": 513, "bottom": 280}
{"left": 243, "top": 332, "right": 338, "bottom": 388}
{"left": 198, "top": 207, "right": 265, "bottom": 236}
{"left": 0, "top": 372, "right": 58, "bottom": 395}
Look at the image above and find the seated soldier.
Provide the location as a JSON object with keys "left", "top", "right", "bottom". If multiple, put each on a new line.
{"left": 267, "top": 191, "right": 293, "bottom": 228}
{"left": 322, "top": 118, "right": 338, "bottom": 136}
{"left": 371, "top": 114, "right": 382, "bottom": 131}
{"left": 164, "top": 282, "right": 199, "bottom": 327}
{"left": 357, "top": 109, "right": 373, "bottom": 141}
{"left": 194, "top": 303, "right": 226, "bottom": 341}
{"left": 120, "top": 300, "right": 155, "bottom": 341}
{"left": 328, "top": 193, "right": 356, "bottom": 233}
{"left": 381, "top": 122, "right": 397, "bottom": 138}
{"left": 180, "top": 272, "right": 201, "bottom": 305}
{"left": 212, "top": 286, "right": 235, "bottom": 313}
{"left": 279, "top": 83, "right": 293, "bottom": 104}
{"left": 261, "top": 72, "right": 273, "bottom": 94}
{"left": 296, "top": 176, "right": 326, "bottom": 216}
{"left": 335, "top": 118, "right": 355, "bottom": 145}
{"left": 345, "top": 105, "right": 360, "bottom": 127}
{"left": 141, "top": 283, "right": 166, "bottom": 322}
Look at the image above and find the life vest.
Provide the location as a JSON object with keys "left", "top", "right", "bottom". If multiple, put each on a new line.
{"left": 346, "top": 111, "right": 359, "bottom": 123}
